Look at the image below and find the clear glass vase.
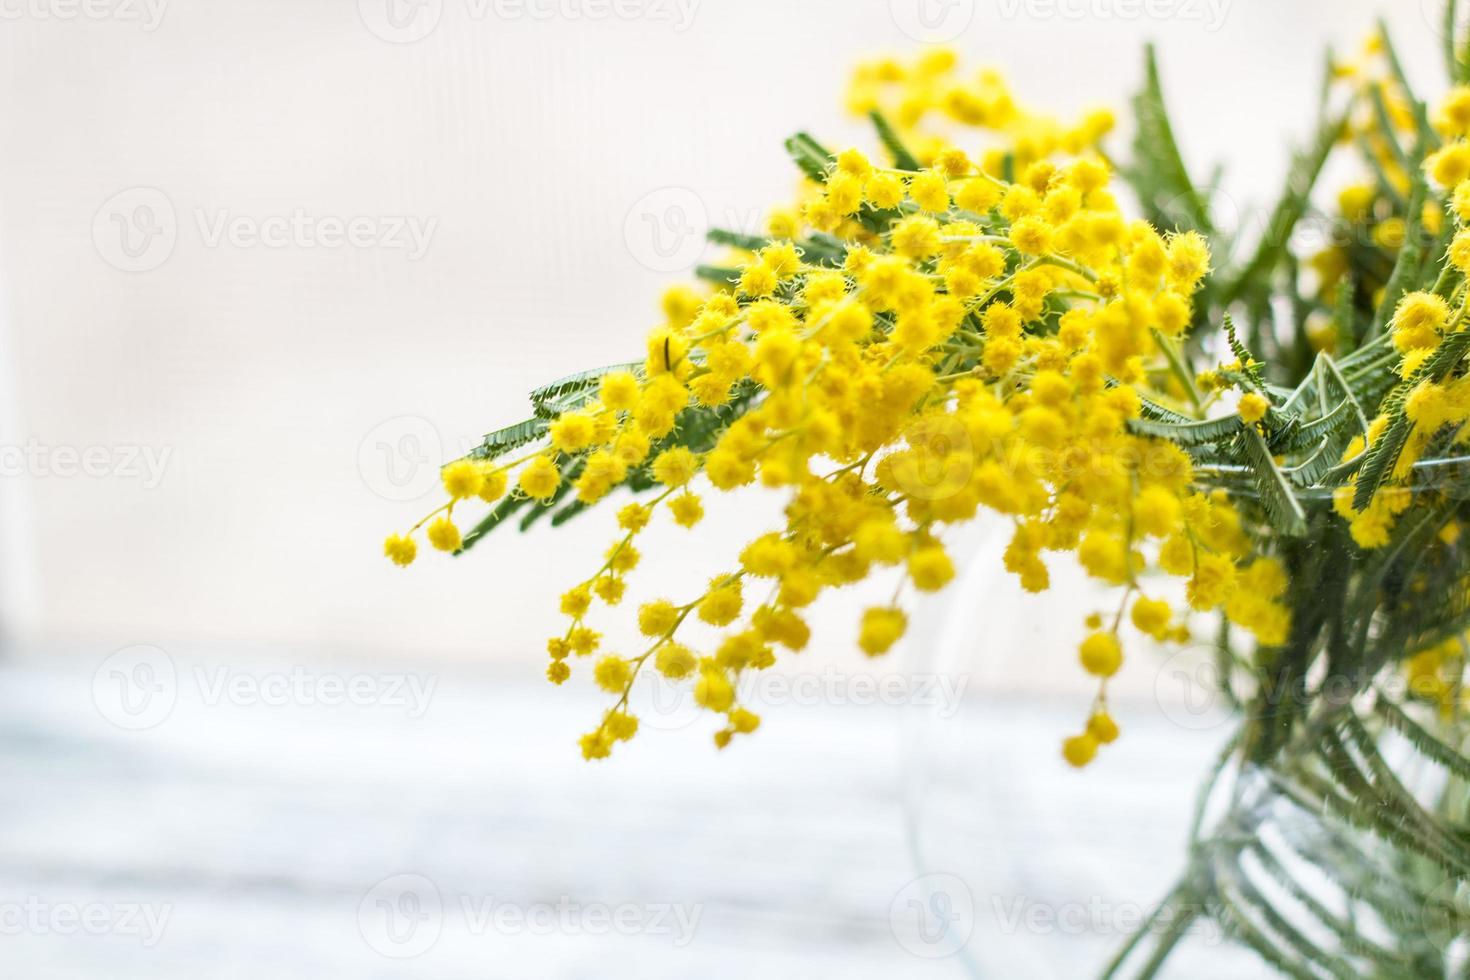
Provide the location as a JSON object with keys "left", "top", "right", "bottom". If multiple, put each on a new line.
{"left": 896, "top": 518, "right": 1470, "bottom": 977}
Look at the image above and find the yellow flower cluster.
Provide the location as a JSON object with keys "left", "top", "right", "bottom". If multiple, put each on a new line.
{"left": 1311, "top": 36, "right": 1448, "bottom": 307}
{"left": 387, "top": 50, "right": 1294, "bottom": 767}
{"left": 1329, "top": 77, "right": 1470, "bottom": 549}
{"left": 1405, "top": 633, "right": 1467, "bottom": 717}
{"left": 845, "top": 48, "right": 1116, "bottom": 180}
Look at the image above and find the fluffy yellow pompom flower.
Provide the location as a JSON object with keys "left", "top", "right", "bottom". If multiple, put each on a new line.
{"left": 568, "top": 626, "right": 601, "bottom": 656}
{"left": 1187, "top": 552, "right": 1237, "bottom": 609}
{"left": 560, "top": 584, "right": 592, "bottom": 619}
{"left": 730, "top": 708, "right": 761, "bottom": 734}
{"left": 766, "top": 206, "right": 799, "bottom": 239}
{"left": 1391, "top": 292, "right": 1451, "bottom": 352}
{"left": 891, "top": 214, "right": 942, "bottom": 258}
{"left": 1009, "top": 216, "right": 1053, "bottom": 256}
{"left": 1134, "top": 485, "right": 1182, "bottom": 538}
{"left": 617, "top": 503, "right": 651, "bottom": 532}
{"left": 836, "top": 147, "right": 873, "bottom": 177}
{"left": 693, "top": 668, "right": 734, "bottom": 712}
{"left": 908, "top": 547, "right": 955, "bottom": 592}
{"left": 738, "top": 260, "right": 778, "bottom": 297}
{"left": 825, "top": 172, "right": 863, "bottom": 215}
{"left": 604, "top": 710, "right": 639, "bottom": 741}
{"left": 669, "top": 493, "right": 704, "bottom": 528}
{"left": 518, "top": 456, "right": 561, "bottom": 501}
{"left": 740, "top": 534, "right": 796, "bottom": 576}
{"left": 854, "top": 520, "right": 907, "bottom": 564}
{"left": 638, "top": 599, "right": 680, "bottom": 637}
{"left": 426, "top": 516, "right": 461, "bottom": 553}
{"left": 1079, "top": 631, "right": 1123, "bottom": 677}
{"left": 383, "top": 534, "right": 417, "bottom": 567}
{"left": 593, "top": 655, "right": 631, "bottom": 694}
{"left": 859, "top": 607, "right": 908, "bottom": 656}
{"left": 607, "top": 541, "right": 639, "bottom": 574}
{"left": 1078, "top": 531, "right": 1130, "bottom": 585}
{"left": 1406, "top": 382, "right": 1450, "bottom": 428}
{"left": 477, "top": 465, "right": 508, "bottom": 503}
{"left": 698, "top": 580, "right": 743, "bottom": 626}
{"left": 1087, "top": 711, "right": 1120, "bottom": 744}
{"left": 652, "top": 447, "right": 699, "bottom": 487}
{"left": 1238, "top": 392, "right": 1269, "bottom": 424}
{"left": 955, "top": 179, "right": 1001, "bottom": 213}
{"left": 1453, "top": 181, "right": 1470, "bottom": 223}
{"left": 593, "top": 575, "right": 625, "bottom": 605}
{"left": 1428, "top": 140, "right": 1470, "bottom": 187}
{"left": 549, "top": 412, "right": 597, "bottom": 453}
{"left": 655, "top": 642, "right": 697, "bottom": 679}
{"left": 1130, "top": 596, "right": 1172, "bottom": 640}
{"left": 865, "top": 172, "right": 904, "bottom": 209}
{"left": 1450, "top": 230, "right": 1470, "bottom": 273}
{"left": 908, "top": 169, "right": 950, "bottom": 213}
{"left": 1165, "top": 231, "right": 1211, "bottom": 289}
{"left": 760, "top": 241, "right": 802, "bottom": 278}
{"left": 441, "top": 460, "right": 484, "bottom": 501}
{"left": 599, "top": 371, "right": 640, "bottom": 412}
{"left": 1062, "top": 732, "right": 1099, "bottom": 768}
{"left": 579, "top": 730, "right": 612, "bottom": 760}
{"left": 1440, "top": 86, "right": 1470, "bottom": 135}
{"left": 661, "top": 285, "right": 702, "bottom": 327}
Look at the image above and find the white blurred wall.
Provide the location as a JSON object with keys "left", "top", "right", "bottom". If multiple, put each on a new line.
{"left": 0, "top": 0, "right": 1444, "bottom": 661}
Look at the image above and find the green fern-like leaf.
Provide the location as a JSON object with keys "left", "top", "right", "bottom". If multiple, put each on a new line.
{"left": 468, "top": 417, "right": 549, "bottom": 462}
{"left": 1241, "top": 428, "right": 1309, "bottom": 536}
{"left": 1128, "top": 413, "right": 1244, "bottom": 446}
{"left": 783, "top": 132, "right": 833, "bottom": 183}
{"left": 1125, "top": 44, "right": 1213, "bottom": 236}
{"left": 867, "top": 110, "right": 921, "bottom": 171}
{"left": 530, "top": 361, "right": 643, "bottom": 420}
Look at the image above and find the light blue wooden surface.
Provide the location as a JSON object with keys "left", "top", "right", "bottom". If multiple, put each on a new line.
{"left": 0, "top": 652, "right": 1252, "bottom": 978}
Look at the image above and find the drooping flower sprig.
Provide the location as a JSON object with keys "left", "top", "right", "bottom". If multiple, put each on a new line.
{"left": 381, "top": 47, "right": 1312, "bottom": 767}
{"left": 385, "top": 29, "right": 1470, "bottom": 773}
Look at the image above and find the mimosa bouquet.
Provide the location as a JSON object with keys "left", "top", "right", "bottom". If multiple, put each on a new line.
{"left": 387, "top": 8, "right": 1470, "bottom": 973}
